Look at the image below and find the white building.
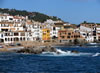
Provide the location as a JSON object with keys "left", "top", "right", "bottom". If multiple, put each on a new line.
{"left": 0, "top": 31, "right": 33, "bottom": 43}
{"left": 45, "top": 19, "right": 63, "bottom": 24}
{"left": 0, "top": 14, "right": 30, "bottom": 43}
{"left": 0, "top": 14, "right": 14, "bottom": 22}
{"left": 79, "top": 25, "right": 95, "bottom": 42}
{"left": 26, "top": 21, "right": 42, "bottom": 41}
{"left": 96, "top": 26, "right": 100, "bottom": 41}
{"left": 50, "top": 26, "right": 61, "bottom": 39}
{"left": 0, "top": 22, "right": 24, "bottom": 32}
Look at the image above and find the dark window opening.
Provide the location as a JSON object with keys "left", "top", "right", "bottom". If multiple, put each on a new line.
{"left": 53, "top": 27, "right": 56, "bottom": 30}
{"left": 14, "top": 33, "right": 19, "bottom": 36}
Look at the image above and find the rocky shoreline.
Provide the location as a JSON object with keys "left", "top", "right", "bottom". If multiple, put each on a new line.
{"left": 15, "top": 46, "right": 79, "bottom": 54}
{"left": 0, "top": 41, "right": 87, "bottom": 54}
{"left": 16, "top": 46, "right": 57, "bottom": 54}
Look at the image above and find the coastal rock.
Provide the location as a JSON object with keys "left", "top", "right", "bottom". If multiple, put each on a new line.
{"left": 16, "top": 46, "right": 57, "bottom": 54}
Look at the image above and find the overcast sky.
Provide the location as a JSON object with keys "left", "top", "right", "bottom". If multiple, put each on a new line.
{"left": 0, "top": 0, "right": 100, "bottom": 24}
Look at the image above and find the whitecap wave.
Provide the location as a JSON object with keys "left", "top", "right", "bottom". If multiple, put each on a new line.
{"left": 40, "top": 49, "right": 93, "bottom": 57}
{"left": 92, "top": 53, "right": 100, "bottom": 57}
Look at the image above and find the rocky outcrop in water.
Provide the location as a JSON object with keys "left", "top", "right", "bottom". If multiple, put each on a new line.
{"left": 16, "top": 46, "right": 57, "bottom": 54}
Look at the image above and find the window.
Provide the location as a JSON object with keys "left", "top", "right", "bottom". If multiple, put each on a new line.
{"left": 53, "top": 27, "right": 56, "bottom": 30}
{"left": 5, "top": 38, "right": 7, "bottom": 41}
{"left": 64, "top": 26, "right": 71, "bottom": 29}
{"left": 69, "top": 40, "right": 72, "bottom": 42}
{"left": 47, "top": 30, "right": 50, "bottom": 33}
{"left": 11, "top": 38, "right": 12, "bottom": 41}
{"left": 8, "top": 33, "right": 10, "bottom": 36}
{"left": 20, "top": 38, "right": 22, "bottom": 41}
{"left": 23, "top": 38, "right": 25, "bottom": 41}
{"left": 94, "top": 37, "right": 96, "bottom": 40}
{"left": 9, "top": 18, "right": 13, "bottom": 20}
{"left": 74, "top": 35, "right": 76, "bottom": 38}
{"left": 21, "top": 33, "right": 25, "bottom": 36}
{"left": 61, "top": 36, "right": 65, "bottom": 38}
{"left": 71, "top": 36, "right": 73, "bottom": 38}
{"left": 67, "top": 36, "right": 70, "bottom": 38}
{"left": 83, "top": 34, "right": 86, "bottom": 35}
{"left": 78, "top": 35, "right": 80, "bottom": 38}
{"left": 53, "top": 32, "right": 56, "bottom": 34}
{"left": 93, "top": 31, "right": 96, "bottom": 36}
{"left": 5, "top": 33, "right": 8, "bottom": 36}
{"left": 1, "top": 34, "right": 3, "bottom": 37}
{"left": 1, "top": 17, "right": 3, "bottom": 19}
{"left": 43, "top": 33, "right": 46, "bottom": 35}
{"left": 68, "top": 33, "right": 71, "bottom": 35}
{"left": 1, "top": 29, "right": 8, "bottom": 32}
{"left": 14, "top": 33, "right": 19, "bottom": 36}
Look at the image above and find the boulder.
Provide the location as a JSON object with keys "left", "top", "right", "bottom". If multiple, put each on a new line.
{"left": 16, "top": 46, "right": 57, "bottom": 54}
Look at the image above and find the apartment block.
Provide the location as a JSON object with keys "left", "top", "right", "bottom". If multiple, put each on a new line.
{"left": 58, "top": 29, "right": 84, "bottom": 43}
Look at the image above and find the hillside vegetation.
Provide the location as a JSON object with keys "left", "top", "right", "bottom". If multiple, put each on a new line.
{"left": 0, "top": 8, "right": 62, "bottom": 22}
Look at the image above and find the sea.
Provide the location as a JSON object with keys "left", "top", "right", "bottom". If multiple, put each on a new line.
{"left": 0, "top": 46, "right": 100, "bottom": 73}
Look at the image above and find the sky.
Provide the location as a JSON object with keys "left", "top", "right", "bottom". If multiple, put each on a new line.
{"left": 0, "top": 0, "right": 100, "bottom": 24}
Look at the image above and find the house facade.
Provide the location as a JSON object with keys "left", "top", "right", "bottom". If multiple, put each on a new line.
{"left": 58, "top": 29, "right": 84, "bottom": 43}
{"left": 42, "top": 28, "right": 51, "bottom": 42}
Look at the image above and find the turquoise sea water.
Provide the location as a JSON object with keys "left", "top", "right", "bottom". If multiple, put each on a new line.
{"left": 0, "top": 46, "right": 100, "bottom": 73}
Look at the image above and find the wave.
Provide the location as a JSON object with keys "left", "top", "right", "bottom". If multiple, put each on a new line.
{"left": 92, "top": 53, "right": 100, "bottom": 57}
{"left": 40, "top": 49, "right": 93, "bottom": 57}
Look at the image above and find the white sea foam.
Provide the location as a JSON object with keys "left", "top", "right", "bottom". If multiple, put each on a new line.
{"left": 56, "top": 49, "right": 67, "bottom": 54}
{"left": 40, "top": 49, "right": 93, "bottom": 57}
{"left": 92, "top": 53, "right": 100, "bottom": 57}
